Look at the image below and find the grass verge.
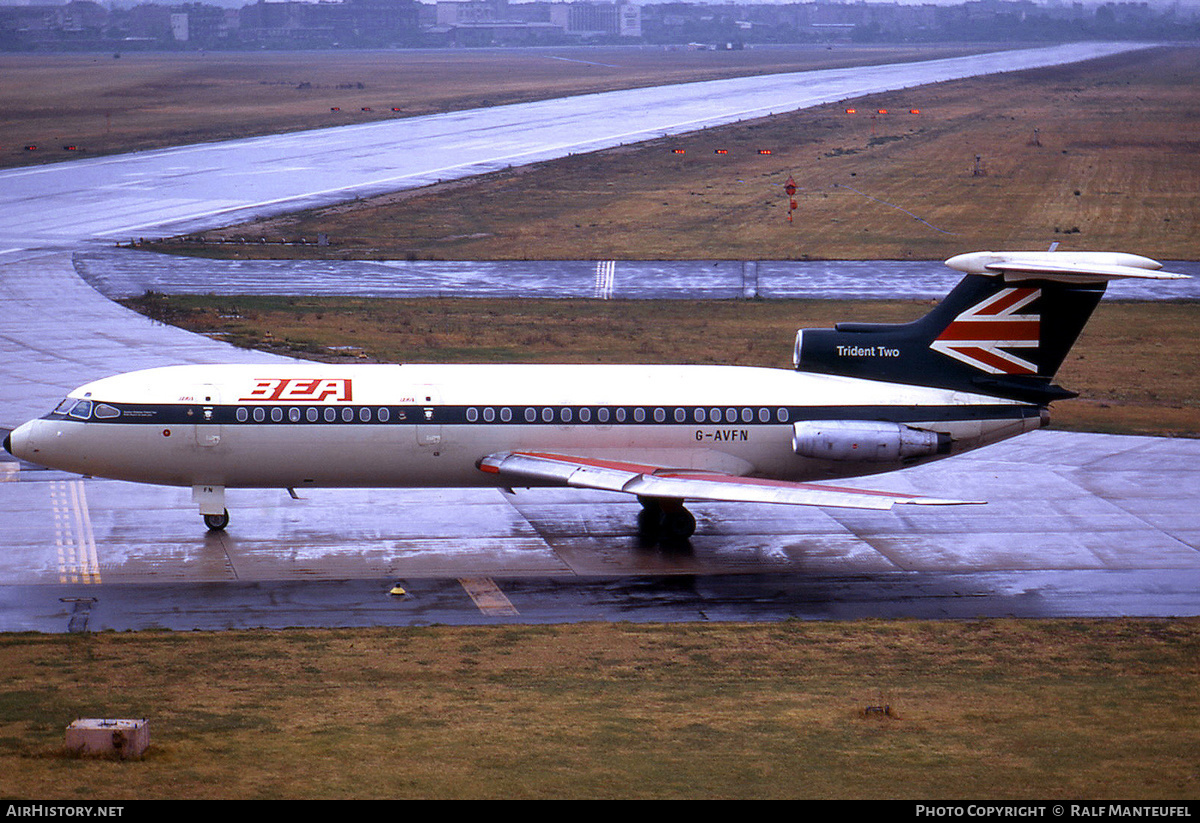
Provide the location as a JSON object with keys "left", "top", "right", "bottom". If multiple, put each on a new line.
{"left": 2, "top": 620, "right": 1199, "bottom": 799}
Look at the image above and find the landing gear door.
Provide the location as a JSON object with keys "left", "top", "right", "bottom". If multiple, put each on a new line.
{"left": 414, "top": 384, "right": 441, "bottom": 448}
{"left": 194, "top": 384, "right": 222, "bottom": 448}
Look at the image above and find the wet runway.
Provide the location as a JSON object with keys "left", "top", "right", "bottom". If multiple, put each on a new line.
{"left": 0, "top": 42, "right": 1148, "bottom": 252}
{"left": 77, "top": 248, "right": 1200, "bottom": 302}
{"left": 3, "top": 428, "right": 1199, "bottom": 632}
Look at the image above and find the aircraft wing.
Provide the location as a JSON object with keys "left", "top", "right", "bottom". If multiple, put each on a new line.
{"left": 477, "top": 451, "right": 981, "bottom": 510}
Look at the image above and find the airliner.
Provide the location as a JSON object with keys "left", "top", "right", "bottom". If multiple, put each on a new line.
{"left": 4, "top": 250, "right": 1186, "bottom": 540}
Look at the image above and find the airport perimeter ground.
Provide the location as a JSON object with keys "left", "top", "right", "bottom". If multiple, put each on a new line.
{"left": 3, "top": 620, "right": 1200, "bottom": 799}
{"left": 3, "top": 45, "right": 1200, "bottom": 800}
{"left": 164, "top": 45, "right": 1200, "bottom": 262}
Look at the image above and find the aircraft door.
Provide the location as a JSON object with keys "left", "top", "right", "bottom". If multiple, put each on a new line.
{"left": 194, "top": 384, "right": 222, "bottom": 447}
{"left": 414, "top": 384, "right": 442, "bottom": 448}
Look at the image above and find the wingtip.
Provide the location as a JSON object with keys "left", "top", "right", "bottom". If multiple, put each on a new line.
{"left": 898, "top": 497, "right": 987, "bottom": 507}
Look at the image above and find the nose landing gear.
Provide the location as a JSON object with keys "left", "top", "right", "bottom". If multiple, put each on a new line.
{"left": 203, "top": 509, "right": 229, "bottom": 531}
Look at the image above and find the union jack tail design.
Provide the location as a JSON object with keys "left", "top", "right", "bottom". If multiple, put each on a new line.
{"left": 929, "top": 287, "right": 1041, "bottom": 375}
{"left": 793, "top": 269, "right": 1108, "bottom": 403}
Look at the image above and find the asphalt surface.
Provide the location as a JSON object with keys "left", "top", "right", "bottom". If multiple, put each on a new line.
{"left": 3, "top": 42, "right": 1198, "bottom": 631}
{"left": 76, "top": 249, "right": 1200, "bottom": 301}
{"left": 3, "top": 428, "right": 1199, "bottom": 631}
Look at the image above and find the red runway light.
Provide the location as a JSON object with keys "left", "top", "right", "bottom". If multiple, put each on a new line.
{"left": 714, "top": 149, "right": 728, "bottom": 155}
{"left": 672, "top": 148, "right": 686, "bottom": 154}
{"left": 757, "top": 149, "right": 772, "bottom": 155}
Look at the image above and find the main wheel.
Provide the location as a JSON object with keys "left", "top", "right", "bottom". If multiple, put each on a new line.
{"left": 635, "top": 497, "right": 696, "bottom": 542}
{"left": 203, "top": 510, "right": 229, "bottom": 531}
{"left": 661, "top": 508, "right": 696, "bottom": 541}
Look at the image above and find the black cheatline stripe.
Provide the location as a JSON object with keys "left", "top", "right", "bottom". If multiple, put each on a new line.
{"left": 57, "top": 402, "right": 1040, "bottom": 426}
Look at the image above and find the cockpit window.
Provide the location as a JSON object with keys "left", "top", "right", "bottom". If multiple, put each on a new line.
{"left": 67, "top": 399, "right": 93, "bottom": 420}
{"left": 94, "top": 404, "right": 120, "bottom": 419}
{"left": 53, "top": 398, "right": 76, "bottom": 415}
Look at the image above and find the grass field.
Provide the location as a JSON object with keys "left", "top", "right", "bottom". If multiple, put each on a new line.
{"left": 2, "top": 620, "right": 1199, "bottom": 799}
{"left": 0, "top": 45, "right": 985, "bottom": 170}
{"left": 122, "top": 293, "right": 1200, "bottom": 438}
{"left": 162, "top": 45, "right": 1200, "bottom": 262}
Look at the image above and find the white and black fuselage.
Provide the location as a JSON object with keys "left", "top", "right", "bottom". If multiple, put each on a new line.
{"left": 7, "top": 362, "right": 1041, "bottom": 491}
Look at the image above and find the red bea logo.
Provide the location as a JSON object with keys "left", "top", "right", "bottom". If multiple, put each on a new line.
{"left": 239, "top": 378, "right": 353, "bottom": 403}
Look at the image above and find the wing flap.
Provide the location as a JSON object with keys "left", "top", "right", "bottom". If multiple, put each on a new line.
{"left": 478, "top": 451, "right": 980, "bottom": 510}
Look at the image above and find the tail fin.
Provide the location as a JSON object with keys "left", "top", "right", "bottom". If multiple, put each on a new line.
{"left": 793, "top": 251, "right": 1188, "bottom": 404}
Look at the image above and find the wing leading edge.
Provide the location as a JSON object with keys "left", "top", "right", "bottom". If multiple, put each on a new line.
{"left": 477, "top": 451, "right": 981, "bottom": 510}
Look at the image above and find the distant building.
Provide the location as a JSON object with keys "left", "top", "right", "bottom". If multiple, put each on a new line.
{"left": 433, "top": 0, "right": 640, "bottom": 45}
{"left": 549, "top": 2, "right": 641, "bottom": 38}
{"left": 0, "top": 0, "right": 1197, "bottom": 52}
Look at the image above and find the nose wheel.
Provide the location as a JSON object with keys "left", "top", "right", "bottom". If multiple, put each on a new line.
{"left": 203, "top": 510, "right": 229, "bottom": 531}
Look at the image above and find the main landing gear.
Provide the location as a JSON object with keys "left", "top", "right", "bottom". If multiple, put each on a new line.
{"left": 637, "top": 496, "right": 696, "bottom": 542}
{"left": 203, "top": 509, "right": 230, "bottom": 531}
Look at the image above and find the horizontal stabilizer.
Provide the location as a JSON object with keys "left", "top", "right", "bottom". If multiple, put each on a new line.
{"left": 946, "top": 251, "right": 1190, "bottom": 282}
{"left": 478, "top": 451, "right": 981, "bottom": 510}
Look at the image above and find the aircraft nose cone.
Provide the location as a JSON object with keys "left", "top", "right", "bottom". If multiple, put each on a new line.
{"left": 4, "top": 423, "right": 33, "bottom": 461}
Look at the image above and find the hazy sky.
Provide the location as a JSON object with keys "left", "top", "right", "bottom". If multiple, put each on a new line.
{"left": 6, "top": 0, "right": 1197, "bottom": 11}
